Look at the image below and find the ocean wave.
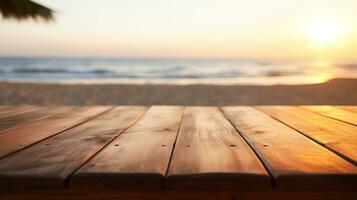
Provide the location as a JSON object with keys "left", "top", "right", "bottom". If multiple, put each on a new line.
{"left": 0, "top": 58, "right": 356, "bottom": 82}
{"left": 12, "top": 69, "right": 68, "bottom": 73}
{"left": 2, "top": 68, "right": 114, "bottom": 74}
{"left": 0, "top": 67, "right": 343, "bottom": 79}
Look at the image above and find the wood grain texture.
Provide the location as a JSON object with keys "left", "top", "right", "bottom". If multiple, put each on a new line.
{"left": 0, "top": 105, "right": 355, "bottom": 196}
{"left": 222, "top": 106, "right": 357, "bottom": 191}
{"left": 337, "top": 106, "right": 357, "bottom": 113}
{"left": 0, "top": 106, "right": 41, "bottom": 119}
{"left": 0, "top": 106, "right": 110, "bottom": 158}
{"left": 0, "top": 106, "right": 147, "bottom": 190}
{"left": 257, "top": 106, "right": 357, "bottom": 164}
{"left": 71, "top": 106, "right": 184, "bottom": 190}
{"left": 0, "top": 107, "right": 70, "bottom": 134}
{"left": 302, "top": 106, "right": 357, "bottom": 125}
{"left": 166, "top": 107, "right": 270, "bottom": 191}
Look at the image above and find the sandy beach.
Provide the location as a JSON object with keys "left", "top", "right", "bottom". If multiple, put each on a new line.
{"left": 0, "top": 78, "right": 356, "bottom": 105}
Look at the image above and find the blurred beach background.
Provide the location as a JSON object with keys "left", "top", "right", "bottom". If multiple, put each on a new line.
{"left": 1, "top": 0, "right": 356, "bottom": 105}
{"left": 0, "top": 57, "right": 356, "bottom": 85}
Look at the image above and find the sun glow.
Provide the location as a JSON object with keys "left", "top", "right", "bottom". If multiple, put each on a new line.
{"left": 308, "top": 20, "right": 343, "bottom": 46}
{"left": 314, "top": 60, "right": 332, "bottom": 68}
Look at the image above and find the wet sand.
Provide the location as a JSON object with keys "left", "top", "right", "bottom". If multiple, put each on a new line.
{"left": 0, "top": 78, "right": 356, "bottom": 105}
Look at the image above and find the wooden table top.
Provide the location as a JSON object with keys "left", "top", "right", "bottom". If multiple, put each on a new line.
{"left": 0, "top": 105, "right": 356, "bottom": 200}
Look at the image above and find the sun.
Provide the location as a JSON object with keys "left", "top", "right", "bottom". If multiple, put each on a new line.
{"left": 308, "top": 20, "right": 343, "bottom": 46}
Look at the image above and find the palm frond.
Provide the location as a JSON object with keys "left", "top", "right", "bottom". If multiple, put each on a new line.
{"left": 0, "top": 0, "right": 54, "bottom": 21}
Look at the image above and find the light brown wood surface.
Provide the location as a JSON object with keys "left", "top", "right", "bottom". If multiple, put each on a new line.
{"left": 257, "top": 106, "right": 357, "bottom": 164}
{"left": 72, "top": 106, "right": 184, "bottom": 190}
{"left": 0, "top": 106, "right": 41, "bottom": 119}
{"left": 0, "top": 105, "right": 355, "bottom": 199}
{"left": 302, "top": 105, "right": 357, "bottom": 125}
{"left": 0, "top": 106, "right": 70, "bottom": 134}
{"left": 337, "top": 106, "right": 357, "bottom": 113}
{"left": 222, "top": 106, "right": 357, "bottom": 191}
{"left": 0, "top": 106, "right": 147, "bottom": 189}
{"left": 167, "top": 107, "right": 270, "bottom": 190}
{"left": 0, "top": 106, "right": 110, "bottom": 158}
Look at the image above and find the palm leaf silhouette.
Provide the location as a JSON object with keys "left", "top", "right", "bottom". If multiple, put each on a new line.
{"left": 0, "top": 0, "right": 53, "bottom": 21}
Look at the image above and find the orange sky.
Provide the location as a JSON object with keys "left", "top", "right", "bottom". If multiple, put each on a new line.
{"left": 0, "top": 0, "right": 356, "bottom": 61}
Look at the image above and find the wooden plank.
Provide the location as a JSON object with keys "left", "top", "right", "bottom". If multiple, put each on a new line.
{"left": 1, "top": 190, "right": 356, "bottom": 200}
{"left": 0, "top": 107, "right": 71, "bottom": 134}
{"left": 257, "top": 106, "right": 357, "bottom": 164}
{"left": 71, "top": 106, "right": 184, "bottom": 190}
{"left": 0, "top": 191, "right": 233, "bottom": 200}
{"left": 0, "top": 106, "right": 147, "bottom": 190}
{"left": 166, "top": 107, "right": 270, "bottom": 191}
{"left": 302, "top": 106, "right": 357, "bottom": 125}
{"left": 0, "top": 106, "right": 41, "bottom": 119}
{"left": 337, "top": 106, "right": 357, "bottom": 113}
{"left": 0, "top": 106, "right": 110, "bottom": 158}
{"left": 222, "top": 106, "right": 357, "bottom": 191}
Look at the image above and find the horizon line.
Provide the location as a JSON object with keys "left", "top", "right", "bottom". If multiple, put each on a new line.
{"left": 1, "top": 55, "right": 357, "bottom": 63}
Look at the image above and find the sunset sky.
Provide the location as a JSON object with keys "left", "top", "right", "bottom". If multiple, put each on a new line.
{"left": 1, "top": 0, "right": 356, "bottom": 61}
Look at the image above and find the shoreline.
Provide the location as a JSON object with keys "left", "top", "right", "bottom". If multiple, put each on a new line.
{"left": 0, "top": 75, "right": 353, "bottom": 86}
{"left": 0, "top": 78, "right": 356, "bottom": 106}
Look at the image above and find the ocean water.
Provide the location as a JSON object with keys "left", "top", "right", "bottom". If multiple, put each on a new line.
{"left": 0, "top": 57, "right": 356, "bottom": 85}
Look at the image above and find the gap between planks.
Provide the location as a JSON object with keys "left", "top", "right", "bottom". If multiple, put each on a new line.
{"left": 0, "top": 106, "right": 356, "bottom": 192}
{"left": 221, "top": 106, "right": 356, "bottom": 191}
{"left": 256, "top": 106, "right": 357, "bottom": 165}
{"left": 71, "top": 106, "right": 184, "bottom": 190}
{"left": 0, "top": 106, "right": 112, "bottom": 159}
{"left": 0, "top": 106, "right": 148, "bottom": 190}
{"left": 300, "top": 106, "right": 357, "bottom": 126}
